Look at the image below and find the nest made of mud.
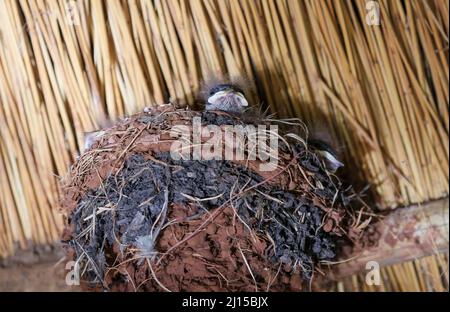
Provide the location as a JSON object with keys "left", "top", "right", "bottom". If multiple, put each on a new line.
{"left": 61, "top": 105, "right": 370, "bottom": 291}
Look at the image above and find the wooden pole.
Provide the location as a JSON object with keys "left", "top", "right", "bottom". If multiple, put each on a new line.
{"left": 329, "top": 197, "right": 449, "bottom": 280}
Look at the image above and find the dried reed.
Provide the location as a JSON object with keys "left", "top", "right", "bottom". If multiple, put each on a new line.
{"left": 0, "top": 0, "right": 448, "bottom": 291}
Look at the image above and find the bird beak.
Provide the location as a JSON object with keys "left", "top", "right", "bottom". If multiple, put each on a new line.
{"left": 236, "top": 92, "right": 248, "bottom": 107}
{"left": 316, "top": 150, "right": 344, "bottom": 173}
{"left": 207, "top": 90, "right": 248, "bottom": 107}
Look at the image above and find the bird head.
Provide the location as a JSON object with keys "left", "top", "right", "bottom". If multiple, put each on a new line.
{"left": 206, "top": 83, "right": 249, "bottom": 113}
{"left": 308, "top": 139, "right": 344, "bottom": 173}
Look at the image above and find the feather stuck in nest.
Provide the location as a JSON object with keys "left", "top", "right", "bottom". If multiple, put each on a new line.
{"left": 60, "top": 104, "right": 372, "bottom": 291}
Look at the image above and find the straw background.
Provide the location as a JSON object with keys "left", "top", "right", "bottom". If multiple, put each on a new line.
{"left": 0, "top": 0, "right": 448, "bottom": 291}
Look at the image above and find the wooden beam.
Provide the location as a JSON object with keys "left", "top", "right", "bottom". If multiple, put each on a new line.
{"left": 329, "top": 197, "right": 449, "bottom": 280}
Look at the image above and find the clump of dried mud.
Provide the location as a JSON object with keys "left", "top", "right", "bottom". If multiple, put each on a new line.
{"left": 61, "top": 105, "right": 370, "bottom": 291}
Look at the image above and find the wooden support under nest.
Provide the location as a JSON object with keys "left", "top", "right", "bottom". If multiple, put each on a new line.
{"left": 332, "top": 197, "right": 449, "bottom": 279}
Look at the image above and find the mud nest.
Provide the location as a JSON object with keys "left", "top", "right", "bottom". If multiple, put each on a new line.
{"left": 61, "top": 105, "right": 370, "bottom": 291}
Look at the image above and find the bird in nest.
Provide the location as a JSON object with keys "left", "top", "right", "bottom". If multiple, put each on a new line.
{"left": 204, "top": 80, "right": 344, "bottom": 173}
{"left": 204, "top": 83, "right": 249, "bottom": 113}
{"left": 83, "top": 79, "right": 344, "bottom": 173}
{"left": 307, "top": 139, "right": 344, "bottom": 173}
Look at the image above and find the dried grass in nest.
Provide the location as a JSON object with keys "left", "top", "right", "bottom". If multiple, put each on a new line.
{"left": 60, "top": 105, "right": 372, "bottom": 291}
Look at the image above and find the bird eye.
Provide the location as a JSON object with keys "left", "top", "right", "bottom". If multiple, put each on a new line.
{"left": 208, "top": 85, "right": 222, "bottom": 96}
{"left": 234, "top": 86, "right": 245, "bottom": 96}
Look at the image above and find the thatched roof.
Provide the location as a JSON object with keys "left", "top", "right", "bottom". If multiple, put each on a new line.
{"left": 0, "top": 0, "right": 448, "bottom": 291}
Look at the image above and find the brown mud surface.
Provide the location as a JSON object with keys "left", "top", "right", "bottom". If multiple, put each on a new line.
{"left": 61, "top": 105, "right": 371, "bottom": 291}
{"left": 104, "top": 205, "right": 303, "bottom": 291}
